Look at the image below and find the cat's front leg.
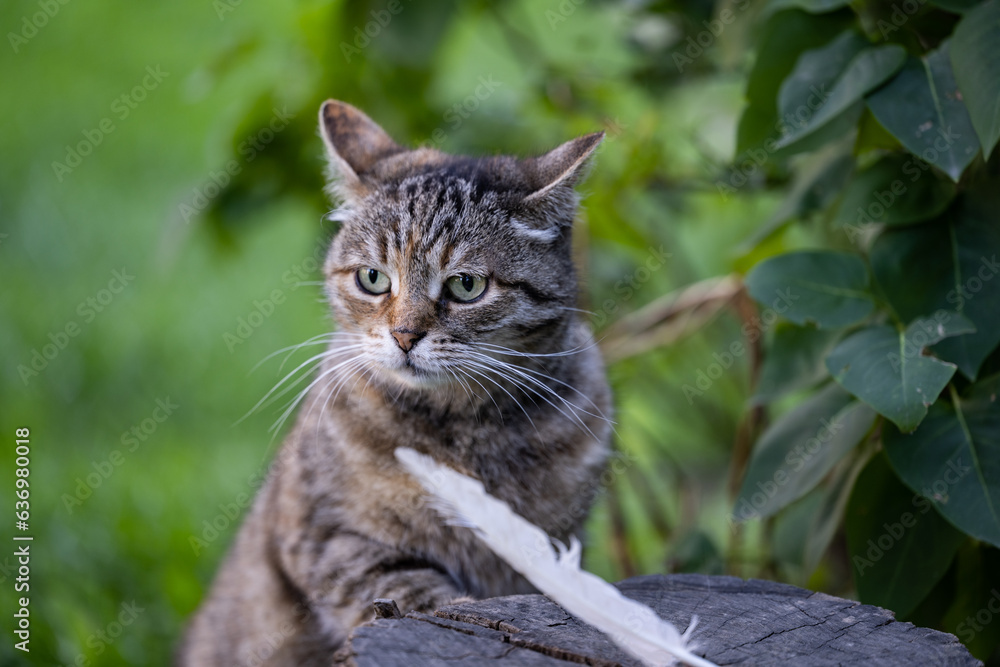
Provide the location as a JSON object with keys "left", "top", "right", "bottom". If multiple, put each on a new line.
{"left": 281, "top": 530, "right": 468, "bottom": 646}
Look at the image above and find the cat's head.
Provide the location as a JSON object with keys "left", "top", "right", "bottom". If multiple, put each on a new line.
{"left": 318, "top": 100, "right": 602, "bottom": 391}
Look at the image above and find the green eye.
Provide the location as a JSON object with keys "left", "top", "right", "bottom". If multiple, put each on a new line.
{"left": 357, "top": 268, "right": 391, "bottom": 294}
{"left": 445, "top": 274, "right": 487, "bottom": 302}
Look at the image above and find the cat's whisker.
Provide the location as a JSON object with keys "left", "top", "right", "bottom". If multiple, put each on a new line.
{"left": 310, "top": 358, "right": 370, "bottom": 442}
{"left": 269, "top": 354, "right": 368, "bottom": 438}
{"left": 557, "top": 305, "right": 598, "bottom": 317}
{"left": 471, "top": 340, "right": 600, "bottom": 359}
{"left": 452, "top": 362, "right": 507, "bottom": 412}
{"left": 450, "top": 366, "right": 498, "bottom": 423}
{"left": 447, "top": 368, "right": 478, "bottom": 408}
{"left": 458, "top": 365, "right": 522, "bottom": 430}
{"left": 278, "top": 334, "right": 366, "bottom": 373}
{"left": 250, "top": 332, "right": 344, "bottom": 374}
{"left": 337, "top": 359, "right": 372, "bottom": 406}
{"left": 455, "top": 374, "right": 485, "bottom": 426}
{"left": 238, "top": 345, "right": 369, "bottom": 426}
{"left": 463, "top": 356, "right": 599, "bottom": 440}
{"left": 471, "top": 363, "right": 585, "bottom": 438}
{"left": 457, "top": 361, "right": 539, "bottom": 434}
{"left": 466, "top": 351, "right": 613, "bottom": 424}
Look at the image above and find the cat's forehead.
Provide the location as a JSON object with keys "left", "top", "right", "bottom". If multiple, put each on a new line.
{"left": 375, "top": 173, "right": 507, "bottom": 236}
{"left": 338, "top": 171, "right": 511, "bottom": 270}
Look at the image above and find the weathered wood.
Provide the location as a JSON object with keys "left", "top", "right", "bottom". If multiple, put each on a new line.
{"left": 346, "top": 574, "right": 981, "bottom": 666}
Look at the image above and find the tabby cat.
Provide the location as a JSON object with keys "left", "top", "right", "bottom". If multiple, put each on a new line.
{"left": 178, "top": 100, "right": 612, "bottom": 666}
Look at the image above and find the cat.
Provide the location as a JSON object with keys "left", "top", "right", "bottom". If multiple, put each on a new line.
{"left": 178, "top": 99, "right": 613, "bottom": 667}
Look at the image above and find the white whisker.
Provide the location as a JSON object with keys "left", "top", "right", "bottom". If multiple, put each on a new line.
{"left": 467, "top": 351, "right": 612, "bottom": 425}
{"left": 270, "top": 354, "right": 366, "bottom": 439}
{"left": 462, "top": 356, "right": 599, "bottom": 440}
{"left": 471, "top": 340, "right": 599, "bottom": 359}
{"left": 457, "top": 361, "right": 539, "bottom": 434}
{"left": 237, "top": 344, "right": 369, "bottom": 426}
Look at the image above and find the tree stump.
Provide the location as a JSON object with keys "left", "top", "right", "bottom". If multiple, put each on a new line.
{"left": 346, "top": 573, "right": 981, "bottom": 666}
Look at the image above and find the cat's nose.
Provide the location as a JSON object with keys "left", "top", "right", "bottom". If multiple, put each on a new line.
{"left": 391, "top": 330, "right": 425, "bottom": 353}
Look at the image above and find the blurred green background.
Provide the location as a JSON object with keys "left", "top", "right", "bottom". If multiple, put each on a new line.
{"left": 0, "top": 0, "right": 930, "bottom": 664}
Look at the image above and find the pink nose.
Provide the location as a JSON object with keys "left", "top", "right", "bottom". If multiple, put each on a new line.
{"left": 391, "top": 330, "right": 425, "bottom": 352}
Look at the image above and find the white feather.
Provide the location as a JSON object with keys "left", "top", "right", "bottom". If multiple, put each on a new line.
{"left": 394, "top": 447, "right": 718, "bottom": 667}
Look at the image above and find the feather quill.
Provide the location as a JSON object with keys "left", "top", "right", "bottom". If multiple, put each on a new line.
{"left": 394, "top": 447, "right": 718, "bottom": 667}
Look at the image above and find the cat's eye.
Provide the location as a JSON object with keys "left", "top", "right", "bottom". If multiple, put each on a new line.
{"left": 356, "top": 268, "right": 391, "bottom": 295}
{"left": 445, "top": 274, "right": 488, "bottom": 302}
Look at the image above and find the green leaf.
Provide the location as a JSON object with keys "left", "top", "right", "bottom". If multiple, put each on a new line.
{"left": 870, "top": 194, "right": 1000, "bottom": 379}
{"left": 846, "top": 453, "right": 966, "bottom": 617}
{"left": 753, "top": 323, "right": 840, "bottom": 404}
{"left": 854, "top": 107, "right": 903, "bottom": 154}
{"left": 735, "top": 384, "right": 876, "bottom": 520}
{"left": 764, "top": 0, "right": 851, "bottom": 17}
{"left": 951, "top": 0, "right": 1000, "bottom": 159}
{"left": 928, "top": 0, "right": 983, "bottom": 11}
{"left": 826, "top": 315, "right": 974, "bottom": 431}
{"left": 740, "top": 147, "right": 854, "bottom": 250}
{"left": 833, "top": 153, "right": 957, "bottom": 228}
{"left": 778, "top": 31, "right": 868, "bottom": 120}
{"left": 773, "top": 31, "right": 868, "bottom": 156}
{"left": 866, "top": 44, "right": 980, "bottom": 182}
{"left": 939, "top": 543, "right": 1000, "bottom": 659}
{"left": 884, "top": 375, "right": 1000, "bottom": 548}
{"left": 745, "top": 250, "right": 875, "bottom": 329}
{"left": 803, "top": 450, "right": 870, "bottom": 575}
{"left": 737, "top": 11, "right": 854, "bottom": 154}
{"left": 773, "top": 489, "right": 824, "bottom": 568}
{"left": 667, "top": 531, "right": 724, "bottom": 575}
{"left": 775, "top": 43, "right": 906, "bottom": 152}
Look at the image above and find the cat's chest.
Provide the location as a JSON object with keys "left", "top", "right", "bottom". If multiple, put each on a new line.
{"left": 338, "top": 395, "right": 518, "bottom": 456}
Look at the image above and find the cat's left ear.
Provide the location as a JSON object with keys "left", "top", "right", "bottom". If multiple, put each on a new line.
{"left": 319, "top": 100, "right": 402, "bottom": 200}
{"left": 522, "top": 132, "right": 604, "bottom": 204}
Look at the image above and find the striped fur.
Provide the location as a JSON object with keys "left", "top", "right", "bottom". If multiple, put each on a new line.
{"left": 179, "top": 101, "right": 612, "bottom": 667}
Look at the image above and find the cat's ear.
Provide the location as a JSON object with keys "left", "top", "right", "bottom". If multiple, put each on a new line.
{"left": 522, "top": 132, "right": 604, "bottom": 204}
{"left": 319, "top": 100, "right": 402, "bottom": 198}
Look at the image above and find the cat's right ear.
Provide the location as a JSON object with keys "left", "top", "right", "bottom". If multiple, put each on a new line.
{"left": 319, "top": 100, "right": 402, "bottom": 200}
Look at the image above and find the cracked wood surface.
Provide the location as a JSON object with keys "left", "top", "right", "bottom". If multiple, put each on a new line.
{"left": 346, "top": 574, "right": 981, "bottom": 666}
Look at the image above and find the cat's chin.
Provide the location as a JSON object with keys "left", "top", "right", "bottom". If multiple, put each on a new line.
{"left": 379, "top": 364, "right": 451, "bottom": 391}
